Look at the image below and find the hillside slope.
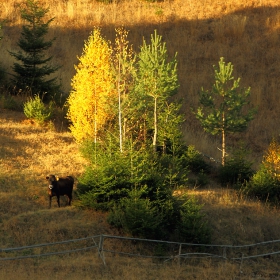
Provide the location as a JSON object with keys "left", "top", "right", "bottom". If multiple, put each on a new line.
{"left": 0, "top": 109, "right": 280, "bottom": 279}
{"left": 1, "top": 0, "right": 280, "bottom": 165}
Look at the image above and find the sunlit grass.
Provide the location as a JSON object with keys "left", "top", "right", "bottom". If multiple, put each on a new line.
{"left": 1, "top": 0, "right": 280, "bottom": 167}
{"left": 0, "top": 110, "right": 279, "bottom": 279}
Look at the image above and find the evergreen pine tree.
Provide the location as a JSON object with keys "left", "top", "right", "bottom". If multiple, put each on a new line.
{"left": 195, "top": 57, "right": 256, "bottom": 165}
{"left": 9, "top": 0, "right": 60, "bottom": 99}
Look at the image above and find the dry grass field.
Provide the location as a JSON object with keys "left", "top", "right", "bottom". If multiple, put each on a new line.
{"left": 1, "top": 0, "right": 280, "bottom": 166}
{"left": 1, "top": 0, "right": 280, "bottom": 278}
{"left": 0, "top": 110, "right": 280, "bottom": 279}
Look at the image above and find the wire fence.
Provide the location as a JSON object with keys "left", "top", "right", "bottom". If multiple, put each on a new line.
{"left": 1, "top": 234, "right": 280, "bottom": 268}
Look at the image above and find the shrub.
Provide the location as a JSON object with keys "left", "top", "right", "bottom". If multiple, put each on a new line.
{"left": 108, "top": 189, "right": 211, "bottom": 242}
{"left": 108, "top": 188, "right": 163, "bottom": 239}
{"left": 262, "top": 138, "right": 280, "bottom": 180}
{"left": 242, "top": 165, "right": 279, "bottom": 203}
{"left": 183, "top": 145, "right": 210, "bottom": 173}
{"left": 218, "top": 146, "right": 253, "bottom": 186}
{"left": 77, "top": 141, "right": 182, "bottom": 209}
{"left": 189, "top": 169, "right": 209, "bottom": 187}
{"left": 174, "top": 196, "right": 211, "bottom": 244}
{"left": 242, "top": 139, "right": 280, "bottom": 203}
{"left": 77, "top": 140, "right": 210, "bottom": 242}
{"left": 23, "top": 94, "right": 54, "bottom": 124}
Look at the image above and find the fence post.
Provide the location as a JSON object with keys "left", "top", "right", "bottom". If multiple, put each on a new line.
{"left": 239, "top": 253, "right": 244, "bottom": 273}
{"left": 178, "top": 243, "right": 182, "bottom": 266}
{"left": 223, "top": 247, "right": 227, "bottom": 259}
{"left": 98, "top": 235, "right": 106, "bottom": 265}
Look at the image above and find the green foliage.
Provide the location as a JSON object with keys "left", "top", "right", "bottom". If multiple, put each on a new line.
{"left": 76, "top": 140, "right": 211, "bottom": 242}
{"left": 195, "top": 57, "right": 256, "bottom": 165}
{"left": 77, "top": 142, "right": 174, "bottom": 209}
{"left": 74, "top": 29, "right": 210, "bottom": 242}
{"left": 133, "top": 29, "right": 179, "bottom": 151}
{"left": 9, "top": 0, "right": 60, "bottom": 99}
{"left": 23, "top": 94, "right": 54, "bottom": 124}
{"left": 183, "top": 145, "right": 210, "bottom": 173}
{"left": 108, "top": 188, "right": 163, "bottom": 239}
{"left": 108, "top": 189, "right": 211, "bottom": 242}
{"left": 77, "top": 138, "right": 189, "bottom": 206}
{"left": 242, "top": 165, "right": 279, "bottom": 203}
{"left": 242, "top": 139, "right": 280, "bottom": 203}
{"left": 77, "top": 149, "right": 132, "bottom": 211}
{"left": 189, "top": 170, "right": 209, "bottom": 188}
{"left": 174, "top": 196, "right": 211, "bottom": 244}
{"left": 218, "top": 146, "right": 253, "bottom": 186}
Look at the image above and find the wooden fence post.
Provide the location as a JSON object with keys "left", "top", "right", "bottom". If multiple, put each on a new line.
{"left": 178, "top": 243, "right": 182, "bottom": 266}
{"left": 98, "top": 235, "right": 106, "bottom": 265}
{"left": 223, "top": 247, "right": 227, "bottom": 259}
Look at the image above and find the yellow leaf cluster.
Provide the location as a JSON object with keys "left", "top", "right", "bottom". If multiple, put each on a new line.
{"left": 67, "top": 28, "right": 117, "bottom": 143}
{"left": 263, "top": 138, "right": 280, "bottom": 179}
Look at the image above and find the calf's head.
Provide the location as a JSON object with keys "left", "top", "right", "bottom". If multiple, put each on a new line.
{"left": 46, "top": 175, "right": 58, "bottom": 195}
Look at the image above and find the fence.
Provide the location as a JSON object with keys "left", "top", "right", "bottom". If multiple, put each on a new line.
{"left": 1, "top": 234, "right": 280, "bottom": 267}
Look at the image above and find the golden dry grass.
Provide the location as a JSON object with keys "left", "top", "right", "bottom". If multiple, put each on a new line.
{"left": 1, "top": 0, "right": 280, "bottom": 166}
{"left": 1, "top": 1, "right": 280, "bottom": 276}
{"left": 0, "top": 109, "right": 280, "bottom": 279}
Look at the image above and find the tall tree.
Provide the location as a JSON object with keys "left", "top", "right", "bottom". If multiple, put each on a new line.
{"left": 67, "top": 27, "right": 116, "bottom": 144}
{"left": 113, "top": 27, "right": 135, "bottom": 152}
{"left": 134, "top": 30, "right": 179, "bottom": 152}
{"left": 195, "top": 57, "right": 256, "bottom": 165}
{"left": 9, "top": 0, "right": 60, "bottom": 98}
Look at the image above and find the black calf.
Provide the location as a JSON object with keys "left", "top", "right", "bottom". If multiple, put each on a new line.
{"left": 46, "top": 175, "right": 74, "bottom": 208}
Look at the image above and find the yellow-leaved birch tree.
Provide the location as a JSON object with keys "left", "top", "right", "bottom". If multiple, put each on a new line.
{"left": 67, "top": 27, "right": 116, "bottom": 143}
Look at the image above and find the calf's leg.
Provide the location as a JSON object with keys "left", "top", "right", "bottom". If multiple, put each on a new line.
{"left": 57, "top": 196, "right": 60, "bottom": 207}
{"left": 68, "top": 194, "right": 72, "bottom": 206}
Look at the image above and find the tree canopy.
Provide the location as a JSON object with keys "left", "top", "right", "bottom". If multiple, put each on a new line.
{"left": 67, "top": 27, "right": 116, "bottom": 143}
{"left": 195, "top": 57, "right": 256, "bottom": 165}
{"left": 9, "top": 0, "right": 60, "bottom": 99}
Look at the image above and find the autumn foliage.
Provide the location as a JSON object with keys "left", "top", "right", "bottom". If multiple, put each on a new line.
{"left": 67, "top": 28, "right": 116, "bottom": 143}
{"left": 262, "top": 138, "right": 280, "bottom": 180}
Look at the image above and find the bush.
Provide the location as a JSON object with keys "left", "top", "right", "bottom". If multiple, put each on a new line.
{"left": 218, "top": 146, "right": 253, "bottom": 186}
{"left": 108, "top": 189, "right": 211, "bottom": 242}
{"left": 174, "top": 196, "right": 211, "bottom": 244}
{"left": 23, "top": 94, "right": 54, "bottom": 124}
{"left": 241, "top": 139, "right": 280, "bottom": 203}
{"left": 108, "top": 188, "right": 163, "bottom": 239}
{"left": 77, "top": 140, "right": 211, "bottom": 242}
{"left": 77, "top": 141, "right": 183, "bottom": 209}
{"left": 242, "top": 165, "right": 280, "bottom": 203}
{"left": 183, "top": 145, "right": 210, "bottom": 173}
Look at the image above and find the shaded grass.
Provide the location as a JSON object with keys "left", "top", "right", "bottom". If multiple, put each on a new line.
{"left": 0, "top": 110, "right": 280, "bottom": 279}
{"left": 1, "top": 0, "right": 280, "bottom": 168}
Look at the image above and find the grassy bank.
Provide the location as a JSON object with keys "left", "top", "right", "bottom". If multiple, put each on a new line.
{"left": 1, "top": 0, "right": 280, "bottom": 165}
{"left": 0, "top": 109, "right": 279, "bottom": 279}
